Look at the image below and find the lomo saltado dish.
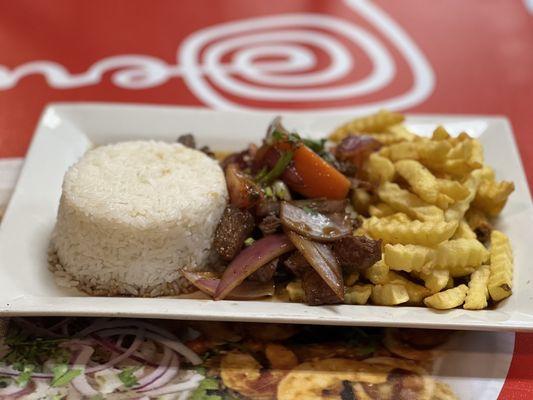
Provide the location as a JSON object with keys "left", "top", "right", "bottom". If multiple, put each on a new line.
{"left": 49, "top": 110, "right": 514, "bottom": 310}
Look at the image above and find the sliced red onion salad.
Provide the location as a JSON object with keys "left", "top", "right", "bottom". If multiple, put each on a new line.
{"left": 183, "top": 271, "right": 275, "bottom": 300}
{"left": 280, "top": 201, "right": 351, "bottom": 242}
{"left": 286, "top": 231, "right": 344, "bottom": 300}
{"left": 0, "top": 319, "right": 204, "bottom": 399}
{"left": 214, "top": 233, "right": 295, "bottom": 300}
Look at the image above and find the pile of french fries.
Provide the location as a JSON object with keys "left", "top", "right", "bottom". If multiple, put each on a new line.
{"left": 331, "top": 110, "right": 515, "bottom": 310}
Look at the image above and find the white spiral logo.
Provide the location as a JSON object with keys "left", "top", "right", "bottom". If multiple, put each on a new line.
{"left": 0, "top": 0, "right": 434, "bottom": 114}
{"left": 179, "top": 0, "right": 434, "bottom": 113}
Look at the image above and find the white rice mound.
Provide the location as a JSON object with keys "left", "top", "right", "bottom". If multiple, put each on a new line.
{"left": 50, "top": 141, "right": 228, "bottom": 297}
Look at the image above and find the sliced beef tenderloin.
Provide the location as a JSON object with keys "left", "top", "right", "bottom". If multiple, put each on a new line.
{"left": 214, "top": 205, "right": 255, "bottom": 261}
{"left": 332, "top": 236, "right": 382, "bottom": 272}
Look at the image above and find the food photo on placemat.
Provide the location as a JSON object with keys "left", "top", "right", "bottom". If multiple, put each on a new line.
{"left": 0, "top": 1, "right": 532, "bottom": 399}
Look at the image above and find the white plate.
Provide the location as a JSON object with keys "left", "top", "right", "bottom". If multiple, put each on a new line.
{"left": 1, "top": 103, "right": 532, "bottom": 330}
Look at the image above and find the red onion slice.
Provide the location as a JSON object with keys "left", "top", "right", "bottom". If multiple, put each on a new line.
{"left": 214, "top": 234, "right": 294, "bottom": 300}
{"left": 280, "top": 201, "right": 351, "bottom": 242}
{"left": 286, "top": 231, "right": 344, "bottom": 300}
{"left": 93, "top": 328, "right": 202, "bottom": 366}
{"left": 135, "top": 346, "right": 172, "bottom": 390}
{"left": 78, "top": 319, "right": 180, "bottom": 341}
{"left": 71, "top": 345, "right": 99, "bottom": 397}
{"left": 136, "top": 374, "right": 204, "bottom": 398}
{"left": 183, "top": 271, "right": 275, "bottom": 300}
{"left": 137, "top": 352, "right": 179, "bottom": 392}
{"left": 0, "top": 380, "right": 32, "bottom": 396}
{"left": 84, "top": 330, "right": 145, "bottom": 374}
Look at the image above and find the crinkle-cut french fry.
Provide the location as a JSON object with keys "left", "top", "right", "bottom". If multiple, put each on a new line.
{"left": 473, "top": 179, "right": 515, "bottom": 217}
{"left": 437, "top": 179, "right": 469, "bottom": 201}
{"left": 477, "top": 166, "right": 495, "bottom": 181}
{"left": 444, "top": 171, "right": 481, "bottom": 222}
{"left": 365, "top": 260, "right": 389, "bottom": 284}
{"left": 434, "top": 239, "right": 489, "bottom": 274}
{"left": 369, "top": 203, "right": 396, "bottom": 218}
{"left": 329, "top": 110, "right": 405, "bottom": 142}
{"left": 452, "top": 220, "right": 477, "bottom": 240}
{"left": 351, "top": 188, "right": 374, "bottom": 216}
{"left": 395, "top": 160, "right": 454, "bottom": 209}
{"left": 420, "top": 269, "right": 450, "bottom": 293}
{"left": 385, "top": 123, "right": 417, "bottom": 142}
{"left": 371, "top": 283, "right": 409, "bottom": 306}
{"left": 423, "top": 284, "right": 468, "bottom": 309}
{"left": 380, "top": 212, "right": 411, "bottom": 223}
{"left": 365, "top": 216, "right": 458, "bottom": 246}
{"left": 361, "top": 132, "right": 410, "bottom": 145}
{"left": 418, "top": 140, "right": 452, "bottom": 164}
{"left": 428, "top": 139, "right": 483, "bottom": 177}
{"left": 386, "top": 272, "right": 431, "bottom": 304}
{"left": 469, "top": 139, "right": 484, "bottom": 169}
{"left": 488, "top": 230, "right": 513, "bottom": 302}
{"left": 286, "top": 280, "right": 305, "bottom": 302}
{"left": 464, "top": 264, "right": 490, "bottom": 310}
{"left": 385, "top": 142, "right": 420, "bottom": 161}
{"left": 344, "top": 284, "right": 373, "bottom": 305}
{"left": 377, "top": 182, "right": 444, "bottom": 222}
{"left": 366, "top": 152, "right": 395, "bottom": 183}
{"left": 432, "top": 126, "right": 451, "bottom": 141}
{"left": 384, "top": 243, "right": 434, "bottom": 272}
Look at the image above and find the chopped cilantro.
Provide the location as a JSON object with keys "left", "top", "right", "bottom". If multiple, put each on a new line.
{"left": 254, "top": 167, "right": 268, "bottom": 183}
{"left": 271, "top": 130, "right": 285, "bottom": 141}
{"left": 257, "top": 151, "right": 293, "bottom": 185}
{"left": 118, "top": 367, "right": 139, "bottom": 388}
{"left": 15, "top": 364, "right": 34, "bottom": 387}
{"left": 190, "top": 377, "right": 222, "bottom": 400}
{"left": 2, "top": 326, "right": 66, "bottom": 373}
{"left": 244, "top": 237, "right": 255, "bottom": 246}
{"left": 263, "top": 186, "right": 274, "bottom": 198}
{"left": 51, "top": 364, "right": 81, "bottom": 387}
{"left": 195, "top": 366, "right": 207, "bottom": 376}
{"left": 51, "top": 364, "right": 68, "bottom": 383}
{"left": 302, "top": 138, "right": 326, "bottom": 153}
{"left": 287, "top": 132, "right": 302, "bottom": 144}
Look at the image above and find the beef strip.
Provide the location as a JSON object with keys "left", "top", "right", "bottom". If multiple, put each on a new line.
{"left": 302, "top": 269, "right": 343, "bottom": 306}
{"left": 259, "top": 214, "right": 281, "bottom": 235}
{"left": 214, "top": 205, "right": 255, "bottom": 261}
{"left": 284, "top": 251, "right": 310, "bottom": 277}
{"left": 177, "top": 133, "right": 196, "bottom": 148}
{"left": 332, "top": 236, "right": 382, "bottom": 272}
{"left": 248, "top": 258, "right": 278, "bottom": 282}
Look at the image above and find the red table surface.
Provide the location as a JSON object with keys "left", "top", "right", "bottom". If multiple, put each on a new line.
{"left": 0, "top": 1, "right": 532, "bottom": 398}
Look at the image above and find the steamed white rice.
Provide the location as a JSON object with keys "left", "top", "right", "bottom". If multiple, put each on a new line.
{"left": 51, "top": 140, "right": 228, "bottom": 296}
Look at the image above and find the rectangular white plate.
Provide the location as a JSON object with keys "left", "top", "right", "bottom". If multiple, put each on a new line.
{"left": 1, "top": 103, "right": 532, "bottom": 331}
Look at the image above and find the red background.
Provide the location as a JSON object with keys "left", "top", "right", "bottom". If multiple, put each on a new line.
{"left": 0, "top": 1, "right": 532, "bottom": 398}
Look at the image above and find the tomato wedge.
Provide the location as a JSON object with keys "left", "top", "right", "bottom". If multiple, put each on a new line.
{"left": 275, "top": 142, "right": 350, "bottom": 200}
